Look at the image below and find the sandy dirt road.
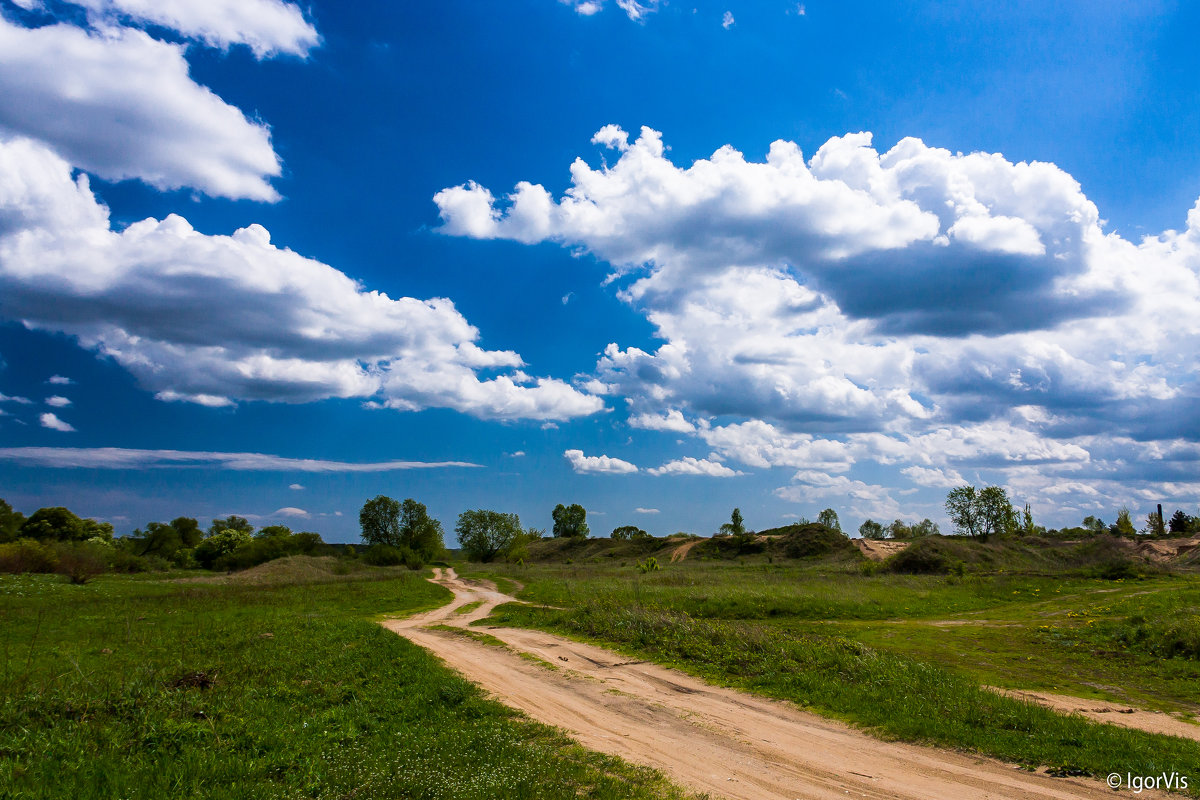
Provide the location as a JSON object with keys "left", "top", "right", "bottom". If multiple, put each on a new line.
{"left": 382, "top": 569, "right": 1165, "bottom": 800}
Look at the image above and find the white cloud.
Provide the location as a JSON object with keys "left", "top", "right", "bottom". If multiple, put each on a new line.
{"left": 288, "top": 483, "right": 304, "bottom": 490}
{"left": 437, "top": 124, "right": 1200, "bottom": 516}
{"left": 39, "top": 412, "right": 74, "bottom": 432}
{"left": 559, "top": 0, "right": 655, "bottom": 20}
{"left": 69, "top": 0, "right": 320, "bottom": 58}
{"left": 901, "top": 465, "right": 965, "bottom": 489}
{"left": 564, "top": 0, "right": 603, "bottom": 15}
{"left": 47, "top": 375, "right": 73, "bottom": 385}
{"left": 564, "top": 448, "right": 638, "bottom": 474}
{"left": 0, "top": 138, "right": 602, "bottom": 421}
{"left": 721, "top": 11, "right": 735, "bottom": 29}
{"left": 634, "top": 507, "right": 659, "bottom": 514}
{"left": 0, "top": 393, "right": 32, "bottom": 404}
{"left": 273, "top": 506, "right": 309, "bottom": 518}
{"left": 629, "top": 409, "right": 695, "bottom": 433}
{"left": 44, "top": 395, "right": 71, "bottom": 408}
{"left": 0, "top": 18, "right": 283, "bottom": 201}
{"left": 0, "top": 447, "right": 483, "bottom": 471}
{"left": 648, "top": 457, "right": 742, "bottom": 477}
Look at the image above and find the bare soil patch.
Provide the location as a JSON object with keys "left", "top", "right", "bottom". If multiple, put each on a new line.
{"left": 854, "top": 539, "right": 910, "bottom": 561}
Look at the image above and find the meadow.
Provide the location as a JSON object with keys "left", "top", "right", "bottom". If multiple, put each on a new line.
{"left": 474, "top": 551, "right": 1200, "bottom": 789}
{"left": 0, "top": 560, "right": 691, "bottom": 800}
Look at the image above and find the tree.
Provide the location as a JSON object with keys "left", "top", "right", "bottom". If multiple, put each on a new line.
{"left": 911, "top": 518, "right": 940, "bottom": 538}
{"left": 611, "top": 525, "right": 650, "bottom": 540}
{"left": 0, "top": 499, "right": 26, "bottom": 543}
{"left": 885, "top": 519, "right": 911, "bottom": 539}
{"left": 817, "top": 508, "right": 841, "bottom": 532}
{"left": 194, "top": 528, "right": 252, "bottom": 569}
{"left": 1169, "top": 510, "right": 1193, "bottom": 534}
{"left": 1081, "top": 515, "right": 1106, "bottom": 535}
{"left": 257, "top": 525, "right": 293, "bottom": 539}
{"left": 359, "top": 496, "right": 402, "bottom": 547}
{"left": 398, "top": 498, "right": 445, "bottom": 560}
{"left": 170, "top": 517, "right": 204, "bottom": 548}
{"left": 551, "top": 503, "right": 589, "bottom": 538}
{"left": 945, "top": 485, "right": 1015, "bottom": 541}
{"left": 210, "top": 516, "right": 253, "bottom": 536}
{"left": 859, "top": 519, "right": 885, "bottom": 540}
{"left": 720, "top": 508, "right": 746, "bottom": 537}
{"left": 20, "top": 507, "right": 87, "bottom": 541}
{"left": 1143, "top": 511, "right": 1166, "bottom": 537}
{"left": 1112, "top": 506, "right": 1136, "bottom": 537}
{"left": 456, "top": 509, "right": 523, "bottom": 562}
{"left": 978, "top": 486, "right": 1016, "bottom": 539}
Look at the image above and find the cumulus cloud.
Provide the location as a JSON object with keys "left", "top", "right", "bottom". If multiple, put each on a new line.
{"left": 47, "top": 375, "right": 73, "bottom": 385}
{"left": 44, "top": 395, "right": 71, "bottom": 407}
{"left": 559, "top": 0, "right": 656, "bottom": 21}
{"left": 0, "top": 392, "right": 32, "bottom": 404}
{"left": 38, "top": 412, "right": 74, "bottom": 432}
{"left": 288, "top": 483, "right": 304, "bottom": 490}
{"left": 648, "top": 457, "right": 743, "bottom": 477}
{"left": 564, "top": 448, "right": 638, "bottom": 474}
{"left": 634, "top": 507, "right": 659, "bottom": 514}
{"left": 68, "top": 0, "right": 320, "bottom": 58}
{"left": 0, "top": 17, "right": 282, "bottom": 201}
{"left": 721, "top": 11, "right": 735, "bottom": 29}
{"left": 629, "top": 409, "right": 695, "bottom": 433}
{"left": 0, "top": 447, "right": 483, "bottom": 471}
{"left": 901, "top": 465, "right": 966, "bottom": 489}
{"left": 436, "top": 124, "right": 1200, "bottom": 517}
{"left": 0, "top": 138, "right": 602, "bottom": 420}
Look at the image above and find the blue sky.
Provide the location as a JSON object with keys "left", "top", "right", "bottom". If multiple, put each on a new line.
{"left": 1, "top": 0, "right": 1199, "bottom": 541}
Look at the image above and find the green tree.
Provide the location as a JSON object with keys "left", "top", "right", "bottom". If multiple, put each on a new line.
{"left": 1143, "top": 511, "right": 1166, "bottom": 537}
{"left": 194, "top": 528, "right": 252, "bottom": 569}
{"left": 945, "top": 485, "right": 1015, "bottom": 541}
{"left": 456, "top": 509, "right": 523, "bottom": 562}
{"left": 551, "top": 503, "right": 589, "bottom": 538}
{"left": 885, "top": 519, "right": 911, "bottom": 539}
{"left": 1112, "top": 506, "right": 1136, "bottom": 537}
{"left": 359, "top": 496, "right": 402, "bottom": 547}
{"left": 611, "top": 525, "right": 649, "bottom": 540}
{"left": 20, "top": 507, "right": 87, "bottom": 541}
{"left": 817, "top": 508, "right": 841, "bottom": 532}
{"left": 911, "top": 518, "right": 940, "bottom": 538}
{"left": 257, "top": 525, "right": 293, "bottom": 539}
{"left": 398, "top": 498, "right": 445, "bottom": 560}
{"left": 1169, "top": 509, "right": 1192, "bottom": 534}
{"left": 859, "top": 519, "right": 885, "bottom": 540}
{"left": 209, "top": 515, "right": 253, "bottom": 536}
{"left": 0, "top": 499, "right": 26, "bottom": 543}
{"left": 1081, "top": 515, "right": 1106, "bottom": 535}
{"left": 170, "top": 517, "right": 204, "bottom": 548}
{"left": 1020, "top": 503, "right": 1037, "bottom": 537}
{"left": 720, "top": 508, "right": 746, "bottom": 537}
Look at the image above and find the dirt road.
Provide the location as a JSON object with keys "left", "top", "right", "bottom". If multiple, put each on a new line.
{"left": 382, "top": 569, "right": 1162, "bottom": 800}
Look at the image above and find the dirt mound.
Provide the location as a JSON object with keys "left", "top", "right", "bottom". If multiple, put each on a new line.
{"left": 668, "top": 538, "right": 704, "bottom": 562}
{"left": 855, "top": 538, "right": 909, "bottom": 561}
{"left": 1132, "top": 536, "right": 1200, "bottom": 563}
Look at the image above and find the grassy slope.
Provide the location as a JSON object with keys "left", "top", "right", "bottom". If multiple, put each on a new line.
{"left": 472, "top": 559, "right": 1200, "bottom": 790}
{"left": 0, "top": 564, "right": 693, "bottom": 800}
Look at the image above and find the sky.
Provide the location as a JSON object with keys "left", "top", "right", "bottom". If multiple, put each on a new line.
{"left": 1, "top": 0, "right": 1199, "bottom": 542}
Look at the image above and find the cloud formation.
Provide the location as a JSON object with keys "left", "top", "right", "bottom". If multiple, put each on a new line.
{"left": 0, "top": 137, "right": 603, "bottom": 420}
{"left": 437, "top": 125, "right": 1200, "bottom": 518}
{"left": 0, "top": 16, "right": 282, "bottom": 200}
{"left": 563, "top": 448, "right": 638, "bottom": 474}
{"left": 0, "top": 447, "right": 483, "bottom": 471}
{"left": 648, "top": 457, "right": 743, "bottom": 477}
{"left": 38, "top": 413, "right": 74, "bottom": 432}
{"left": 69, "top": 0, "right": 320, "bottom": 58}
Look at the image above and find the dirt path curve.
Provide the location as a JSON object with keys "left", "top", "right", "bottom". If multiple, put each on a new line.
{"left": 382, "top": 569, "right": 1162, "bottom": 800}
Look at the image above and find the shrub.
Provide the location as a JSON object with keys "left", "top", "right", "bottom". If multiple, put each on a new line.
{"left": 55, "top": 543, "right": 108, "bottom": 584}
{"left": 886, "top": 537, "right": 955, "bottom": 574}
{"left": 0, "top": 538, "right": 59, "bottom": 573}
{"left": 362, "top": 543, "right": 423, "bottom": 569}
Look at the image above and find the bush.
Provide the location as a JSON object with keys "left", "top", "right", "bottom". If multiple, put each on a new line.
{"left": 0, "top": 538, "right": 59, "bottom": 573}
{"left": 772, "top": 524, "right": 853, "bottom": 559}
{"left": 109, "top": 548, "right": 152, "bottom": 573}
{"left": 886, "top": 537, "right": 955, "bottom": 574}
{"left": 363, "top": 543, "right": 424, "bottom": 570}
{"left": 55, "top": 543, "right": 108, "bottom": 584}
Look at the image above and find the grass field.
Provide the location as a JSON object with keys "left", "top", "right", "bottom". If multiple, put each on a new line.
{"left": 475, "top": 557, "right": 1200, "bottom": 790}
{"left": 0, "top": 560, "right": 693, "bottom": 800}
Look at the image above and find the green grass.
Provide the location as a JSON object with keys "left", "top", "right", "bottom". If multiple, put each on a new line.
{"left": 469, "top": 560, "right": 1200, "bottom": 790}
{"left": 0, "top": 569, "right": 694, "bottom": 800}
